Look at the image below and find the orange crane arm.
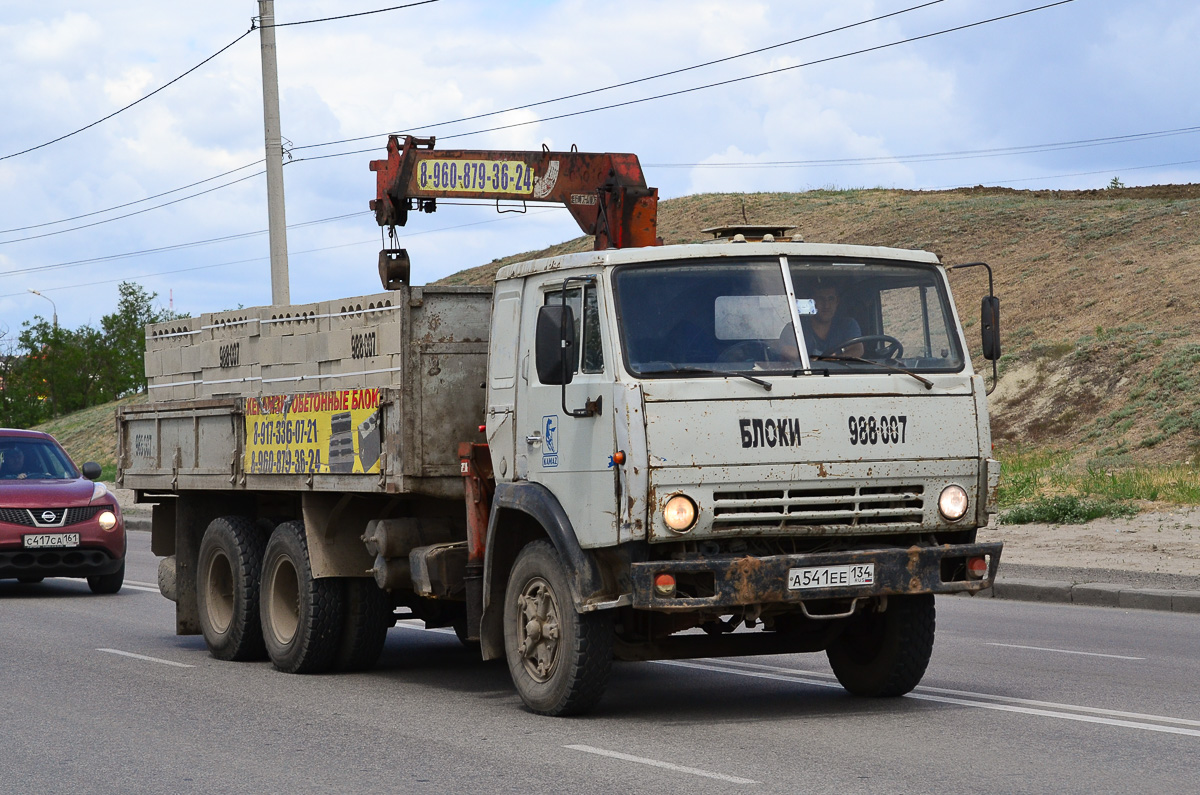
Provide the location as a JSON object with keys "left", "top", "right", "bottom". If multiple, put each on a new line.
{"left": 369, "top": 135, "right": 659, "bottom": 250}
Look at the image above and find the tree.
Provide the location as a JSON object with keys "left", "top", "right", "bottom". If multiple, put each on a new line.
{"left": 100, "top": 282, "right": 181, "bottom": 398}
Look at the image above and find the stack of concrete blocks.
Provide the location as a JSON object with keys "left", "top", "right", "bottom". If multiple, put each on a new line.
{"left": 144, "top": 317, "right": 204, "bottom": 402}
{"left": 257, "top": 302, "right": 323, "bottom": 395}
{"left": 320, "top": 293, "right": 404, "bottom": 391}
{"left": 199, "top": 309, "right": 260, "bottom": 398}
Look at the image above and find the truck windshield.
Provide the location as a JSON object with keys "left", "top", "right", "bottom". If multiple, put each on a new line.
{"left": 613, "top": 257, "right": 964, "bottom": 377}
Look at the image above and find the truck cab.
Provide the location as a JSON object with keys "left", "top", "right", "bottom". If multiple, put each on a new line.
{"left": 477, "top": 236, "right": 1001, "bottom": 713}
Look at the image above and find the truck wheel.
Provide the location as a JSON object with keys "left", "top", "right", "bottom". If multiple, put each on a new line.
{"left": 260, "top": 520, "right": 344, "bottom": 674}
{"left": 87, "top": 561, "right": 125, "bottom": 595}
{"left": 197, "top": 516, "right": 266, "bottom": 661}
{"left": 826, "top": 594, "right": 935, "bottom": 697}
{"left": 503, "top": 540, "right": 613, "bottom": 716}
{"left": 333, "top": 578, "right": 390, "bottom": 672}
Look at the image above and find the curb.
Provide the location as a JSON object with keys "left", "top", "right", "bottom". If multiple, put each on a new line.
{"left": 974, "top": 577, "right": 1200, "bottom": 614}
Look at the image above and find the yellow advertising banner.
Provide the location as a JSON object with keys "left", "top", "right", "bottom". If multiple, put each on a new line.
{"left": 244, "top": 389, "right": 382, "bottom": 475}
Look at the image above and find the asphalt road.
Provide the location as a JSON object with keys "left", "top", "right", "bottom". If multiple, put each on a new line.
{"left": 2, "top": 532, "right": 1197, "bottom": 794}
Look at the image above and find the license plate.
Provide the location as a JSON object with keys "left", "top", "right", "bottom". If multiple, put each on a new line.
{"left": 23, "top": 533, "right": 81, "bottom": 549}
{"left": 788, "top": 563, "right": 874, "bottom": 590}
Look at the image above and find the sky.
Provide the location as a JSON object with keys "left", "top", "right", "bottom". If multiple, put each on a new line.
{"left": 1, "top": 0, "right": 1197, "bottom": 334}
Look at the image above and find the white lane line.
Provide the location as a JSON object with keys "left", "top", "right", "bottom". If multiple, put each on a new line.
{"left": 98, "top": 648, "right": 194, "bottom": 668}
{"left": 655, "top": 659, "right": 1200, "bottom": 737}
{"left": 706, "top": 658, "right": 1200, "bottom": 728}
{"left": 985, "top": 642, "right": 1144, "bottom": 660}
{"left": 125, "top": 579, "right": 158, "bottom": 588}
{"left": 122, "top": 584, "right": 159, "bottom": 593}
{"left": 565, "top": 744, "right": 758, "bottom": 785}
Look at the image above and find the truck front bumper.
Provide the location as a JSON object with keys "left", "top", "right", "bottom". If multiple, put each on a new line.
{"left": 629, "top": 542, "right": 1002, "bottom": 611}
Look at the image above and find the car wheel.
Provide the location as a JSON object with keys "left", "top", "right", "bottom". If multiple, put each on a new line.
{"left": 197, "top": 516, "right": 267, "bottom": 661}
{"left": 333, "top": 577, "right": 390, "bottom": 672}
{"left": 88, "top": 561, "right": 125, "bottom": 595}
{"left": 826, "top": 594, "right": 935, "bottom": 697}
{"left": 260, "top": 520, "right": 344, "bottom": 674}
{"left": 503, "top": 540, "right": 613, "bottom": 716}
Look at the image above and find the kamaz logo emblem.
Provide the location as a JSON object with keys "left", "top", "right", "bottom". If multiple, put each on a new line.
{"left": 739, "top": 418, "right": 802, "bottom": 448}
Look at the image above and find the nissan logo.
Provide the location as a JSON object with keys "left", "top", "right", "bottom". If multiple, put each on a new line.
{"left": 41, "top": 511, "right": 56, "bottom": 523}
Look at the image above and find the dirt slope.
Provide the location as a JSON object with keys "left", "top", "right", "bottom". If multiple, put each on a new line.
{"left": 437, "top": 185, "right": 1200, "bottom": 466}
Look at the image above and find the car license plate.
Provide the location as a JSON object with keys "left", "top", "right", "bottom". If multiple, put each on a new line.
{"left": 788, "top": 563, "right": 874, "bottom": 590}
{"left": 23, "top": 533, "right": 81, "bottom": 549}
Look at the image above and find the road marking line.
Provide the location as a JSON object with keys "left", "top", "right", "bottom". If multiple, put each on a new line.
{"left": 702, "top": 658, "right": 1200, "bottom": 728}
{"left": 125, "top": 579, "right": 158, "bottom": 588}
{"left": 98, "top": 648, "right": 194, "bottom": 668}
{"left": 655, "top": 659, "right": 1200, "bottom": 737}
{"left": 565, "top": 744, "right": 758, "bottom": 784}
{"left": 985, "top": 642, "right": 1144, "bottom": 660}
{"left": 393, "top": 620, "right": 455, "bottom": 635}
{"left": 122, "top": 584, "right": 159, "bottom": 593}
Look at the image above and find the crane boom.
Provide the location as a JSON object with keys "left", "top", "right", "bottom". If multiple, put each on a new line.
{"left": 370, "top": 135, "right": 659, "bottom": 250}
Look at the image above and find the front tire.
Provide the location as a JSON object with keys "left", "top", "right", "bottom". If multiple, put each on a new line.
{"left": 826, "top": 594, "right": 935, "bottom": 697}
{"left": 197, "top": 516, "right": 267, "bottom": 661}
{"left": 87, "top": 561, "right": 125, "bottom": 595}
{"left": 503, "top": 541, "right": 613, "bottom": 716}
{"left": 260, "top": 521, "right": 344, "bottom": 674}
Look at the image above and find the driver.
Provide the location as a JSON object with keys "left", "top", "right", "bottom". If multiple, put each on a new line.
{"left": 802, "top": 282, "right": 863, "bottom": 358}
{"left": 0, "top": 447, "right": 28, "bottom": 479}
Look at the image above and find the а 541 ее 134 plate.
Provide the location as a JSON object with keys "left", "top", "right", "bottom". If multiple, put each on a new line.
{"left": 788, "top": 563, "right": 874, "bottom": 590}
{"left": 23, "top": 533, "right": 81, "bottom": 549}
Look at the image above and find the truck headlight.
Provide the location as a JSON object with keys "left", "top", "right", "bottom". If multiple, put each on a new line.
{"left": 662, "top": 494, "right": 697, "bottom": 533}
{"left": 98, "top": 510, "right": 118, "bottom": 531}
{"left": 938, "top": 485, "right": 969, "bottom": 521}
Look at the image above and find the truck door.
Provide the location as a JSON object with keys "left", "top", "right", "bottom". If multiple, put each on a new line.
{"left": 516, "top": 276, "right": 617, "bottom": 548}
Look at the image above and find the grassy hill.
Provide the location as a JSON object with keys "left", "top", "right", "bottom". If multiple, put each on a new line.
{"left": 34, "top": 185, "right": 1200, "bottom": 496}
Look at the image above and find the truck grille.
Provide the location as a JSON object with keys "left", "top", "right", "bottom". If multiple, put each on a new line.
{"left": 0, "top": 506, "right": 102, "bottom": 528}
{"left": 711, "top": 484, "right": 924, "bottom": 532}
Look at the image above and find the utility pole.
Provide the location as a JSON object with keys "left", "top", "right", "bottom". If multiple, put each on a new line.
{"left": 257, "top": 0, "right": 290, "bottom": 305}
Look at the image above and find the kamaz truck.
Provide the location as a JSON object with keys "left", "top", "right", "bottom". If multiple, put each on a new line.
{"left": 118, "top": 135, "right": 1003, "bottom": 715}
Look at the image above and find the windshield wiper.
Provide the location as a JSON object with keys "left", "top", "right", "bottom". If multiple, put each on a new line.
{"left": 812, "top": 355, "right": 934, "bottom": 390}
{"left": 640, "top": 365, "right": 772, "bottom": 391}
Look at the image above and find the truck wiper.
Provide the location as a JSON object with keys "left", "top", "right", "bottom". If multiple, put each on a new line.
{"left": 641, "top": 365, "right": 772, "bottom": 391}
{"left": 812, "top": 355, "right": 934, "bottom": 390}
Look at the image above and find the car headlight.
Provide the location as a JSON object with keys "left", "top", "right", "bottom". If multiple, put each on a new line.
{"left": 938, "top": 485, "right": 969, "bottom": 521}
{"left": 662, "top": 494, "right": 697, "bottom": 533}
{"left": 98, "top": 510, "right": 118, "bottom": 531}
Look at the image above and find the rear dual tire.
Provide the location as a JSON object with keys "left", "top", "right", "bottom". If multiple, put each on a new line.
{"left": 260, "top": 520, "right": 345, "bottom": 674}
{"left": 197, "top": 517, "right": 267, "bottom": 661}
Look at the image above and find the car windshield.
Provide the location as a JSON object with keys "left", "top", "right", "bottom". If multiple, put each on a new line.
{"left": 0, "top": 439, "right": 78, "bottom": 481}
{"left": 612, "top": 257, "right": 964, "bottom": 377}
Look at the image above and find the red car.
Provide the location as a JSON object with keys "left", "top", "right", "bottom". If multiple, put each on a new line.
{"left": 0, "top": 429, "right": 125, "bottom": 594}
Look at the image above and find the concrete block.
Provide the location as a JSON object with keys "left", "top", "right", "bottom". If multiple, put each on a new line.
{"left": 180, "top": 340, "right": 210, "bottom": 373}
{"left": 1071, "top": 583, "right": 1124, "bottom": 607}
{"left": 160, "top": 347, "right": 183, "bottom": 379}
{"left": 991, "top": 578, "right": 1073, "bottom": 603}
{"left": 144, "top": 349, "right": 163, "bottom": 378}
{"left": 1118, "top": 589, "right": 1176, "bottom": 612}
{"left": 1171, "top": 591, "right": 1200, "bottom": 613}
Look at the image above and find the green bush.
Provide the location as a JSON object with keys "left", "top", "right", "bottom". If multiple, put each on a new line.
{"left": 1000, "top": 495, "right": 1139, "bottom": 525}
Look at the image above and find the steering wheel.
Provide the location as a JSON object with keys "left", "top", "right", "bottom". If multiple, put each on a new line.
{"left": 833, "top": 334, "right": 904, "bottom": 360}
{"left": 717, "top": 340, "right": 772, "bottom": 363}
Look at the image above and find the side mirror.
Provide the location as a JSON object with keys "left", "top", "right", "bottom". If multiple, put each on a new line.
{"left": 535, "top": 304, "right": 575, "bottom": 385}
{"left": 981, "top": 296, "right": 1001, "bottom": 361}
{"left": 81, "top": 461, "right": 103, "bottom": 481}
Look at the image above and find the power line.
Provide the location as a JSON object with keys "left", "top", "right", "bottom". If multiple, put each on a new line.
{"left": 927, "top": 157, "right": 1200, "bottom": 190}
{"left": 3, "top": 210, "right": 559, "bottom": 300}
{"left": 644, "top": 126, "right": 1200, "bottom": 169}
{"left": 287, "top": 0, "right": 1078, "bottom": 162}
{"left": 0, "top": 171, "right": 266, "bottom": 246}
{"left": 0, "top": 160, "right": 265, "bottom": 235}
{"left": 292, "top": 0, "right": 949, "bottom": 152}
{"left": 267, "top": 0, "right": 440, "bottom": 28}
{"left": 0, "top": 211, "right": 370, "bottom": 279}
{"left": 0, "top": 28, "right": 255, "bottom": 163}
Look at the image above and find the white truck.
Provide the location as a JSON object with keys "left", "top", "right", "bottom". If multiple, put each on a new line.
{"left": 118, "top": 136, "right": 1003, "bottom": 715}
